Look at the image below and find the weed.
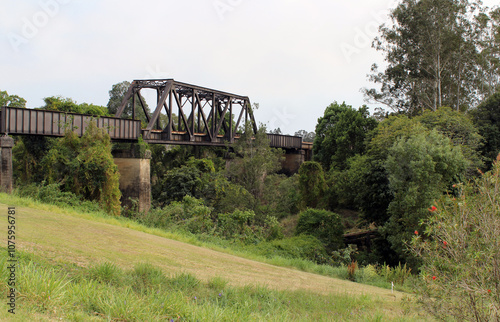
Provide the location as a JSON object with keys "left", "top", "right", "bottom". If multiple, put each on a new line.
{"left": 168, "top": 272, "right": 200, "bottom": 291}
{"left": 88, "top": 262, "right": 123, "bottom": 286}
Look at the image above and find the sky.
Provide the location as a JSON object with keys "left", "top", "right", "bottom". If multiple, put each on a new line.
{"left": 1, "top": 0, "right": 498, "bottom": 135}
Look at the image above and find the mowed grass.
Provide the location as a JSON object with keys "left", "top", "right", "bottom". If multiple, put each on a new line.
{"left": 0, "top": 194, "right": 428, "bottom": 320}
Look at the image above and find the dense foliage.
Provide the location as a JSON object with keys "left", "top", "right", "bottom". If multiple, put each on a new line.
{"left": 471, "top": 90, "right": 500, "bottom": 168}
{"left": 313, "top": 102, "right": 377, "bottom": 171}
{"left": 298, "top": 161, "right": 327, "bottom": 209}
{"left": 411, "top": 155, "right": 500, "bottom": 320}
{"left": 295, "top": 209, "right": 344, "bottom": 253}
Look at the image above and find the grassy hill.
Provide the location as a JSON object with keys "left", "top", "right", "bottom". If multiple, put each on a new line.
{"left": 0, "top": 194, "right": 427, "bottom": 321}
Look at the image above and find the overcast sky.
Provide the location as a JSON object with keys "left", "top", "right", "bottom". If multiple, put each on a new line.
{"left": 1, "top": 0, "right": 498, "bottom": 134}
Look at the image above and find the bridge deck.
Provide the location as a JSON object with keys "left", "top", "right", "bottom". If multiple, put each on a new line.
{"left": 0, "top": 106, "right": 308, "bottom": 150}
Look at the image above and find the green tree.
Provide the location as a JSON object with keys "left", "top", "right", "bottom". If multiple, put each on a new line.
{"left": 152, "top": 158, "right": 218, "bottom": 207}
{"left": 384, "top": 129, "right": 468, "bottom": 264}
{"left": 365, "top": 0, "right": 498, "bottom": 114}
{"left": 42, "top": 96, "right": 109, "bottom": 115}
{"left": 313, "top": 102, "right": 377, "bottom": 171}
{"left": 416, "top": 106, "right": 484, "bottom": 175}
{"left": 298, "top": 161, "right": 326, "bottom": 209}
{"left": 39, "top": 123, "right": 121, "bottom": 215}
{"left": 294, "top": 130, "right": 316, "bottom": 142}
{"left": 107, "top": 81, "right": 150, "bottom": 125}
{"left": 226, "top": 124, "right": 283, "bottom": 199}
{"left": 0, "top": 90, "right": 26, "bottom": 108}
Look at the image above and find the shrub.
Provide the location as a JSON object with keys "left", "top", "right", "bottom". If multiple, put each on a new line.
{"left": 251, "top": 235, "right": 331, "bottom": 264}
{"left": 129, "top": 263, "right": 167, "bottom": 292}
{"left": 216, "top": 209, "right": 255, "bottom": 240}
{"left": 88, "top": 262, "right": 123, "bottom": 286}
{"left": 16, "top": 182, "right": 101, "bottom": 213}
{"left": 410, "top": 155, "right": 500, "bottom": 321}
{"left": 295, "top": 209, "right": 344, "bottom": 252}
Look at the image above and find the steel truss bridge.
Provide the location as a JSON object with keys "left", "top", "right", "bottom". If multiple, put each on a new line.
{"left": 0, "top": 79, "right": 310, "bottom": 151}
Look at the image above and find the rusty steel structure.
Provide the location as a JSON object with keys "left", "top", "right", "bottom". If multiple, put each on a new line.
{"left": 115, "top": 79, "right": 258, "bottom": 146}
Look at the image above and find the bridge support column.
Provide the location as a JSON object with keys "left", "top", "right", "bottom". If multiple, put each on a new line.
{"left": 281, "top": 149, "right": 305, "bottom": 175}
{"left": 113, "top": 150, "right": 151, "bottom": 213}
{"left": 0, "top": 136, "right": 14, "bottom": 194}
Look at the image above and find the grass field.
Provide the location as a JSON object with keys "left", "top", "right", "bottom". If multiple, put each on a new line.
{"left": 0, "top": 194, "right": 429, "bottom": 320}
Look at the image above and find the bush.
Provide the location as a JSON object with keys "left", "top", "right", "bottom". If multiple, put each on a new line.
{"left": 136, "top": 196, "right": 214, "bottom": 234}
{"left": 216, "top": 209, "right": 256, "bottom": 240}
{"left": 295, "top": 209, "right": 344, "bottom": 252}
{"left": 410, "top": 155, "right": 500, "bottom": 321}
{"left": 250, "top": 235, "right": 331, "bottom": 264}
{"left": 16, "top": 182, "right": 101, "bottom": 213}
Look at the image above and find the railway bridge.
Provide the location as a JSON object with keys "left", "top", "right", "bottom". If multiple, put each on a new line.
{"left": 0, "top": 79, "right": 312, "bottom": 211}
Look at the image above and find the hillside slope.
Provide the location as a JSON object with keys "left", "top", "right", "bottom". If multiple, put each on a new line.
{"left": 3, "top": 201, "right": 402, "bottom": 300}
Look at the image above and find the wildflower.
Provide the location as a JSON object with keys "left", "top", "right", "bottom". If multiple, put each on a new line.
{"left": 414, "top": 230, "right": 419, "bottom": 235}
{"left": 432, "top": 276, "right": 437, "bottom": 280}
{"left": 488, "top": 289, "right": 492, "bottom": 294}
{"left": 429, "top": 206, "right": 437, "bottom": 212}
{"left": 443, "top": 241, "right": 448, "bottom": 246}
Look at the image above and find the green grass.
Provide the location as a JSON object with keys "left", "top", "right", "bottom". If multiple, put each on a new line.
{"left": 0, "top": 249, "right": 426, "bottom": 321}
{"left": 0, "top": 193, "right": 415, "bottom": 292}
{"left": 0, "top": 193, "right": 430, "bottom": 320}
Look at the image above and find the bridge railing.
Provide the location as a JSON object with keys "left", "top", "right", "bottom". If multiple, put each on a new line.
{"left": 1, "top": 106, "right": 141, "bottom": 140}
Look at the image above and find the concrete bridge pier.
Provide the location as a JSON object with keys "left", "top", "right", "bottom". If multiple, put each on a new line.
{"left": 0, "top": 136, "right": 14, "bottom": 194}
{"left": 281, "top": 149, "right": 305, "bottom": 175}
{"left": 113, "top": 148, "right": 152, "bottom": 213}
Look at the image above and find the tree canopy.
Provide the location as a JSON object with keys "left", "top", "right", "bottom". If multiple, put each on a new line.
{"left": 313, "top": 102, "right": 377, "bottom": 171}
{"left": 364, "top": 0, "right": 500, "bottom": 114}
{"left": 0, "top": 90, "right": 26, "bottom": 108}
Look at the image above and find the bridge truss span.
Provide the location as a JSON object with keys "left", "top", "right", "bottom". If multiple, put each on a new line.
{"left": 115, "top": 79, "right": 258, "bottom": 146}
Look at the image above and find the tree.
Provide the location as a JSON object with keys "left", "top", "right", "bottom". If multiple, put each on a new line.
{"left": 294, "top": 130, "right": 316, "bottom": 142}
{"left": 364, "top": 0, "right": 498, "bottom": 114}
{"left": 42, "top": 96, "right": 109, "bottom": 115}
{"left": 383, "top": 129, "right": 468, "bottom": 265}
{"left": 226, "top": 124, "right": 283, "bottom": 199}
{"left": 107, "top": 81, "right": 150, "bottom": 125}
{"left": 0, "top": 90, "right": 26, "bottom": 108}
{"left": 313, "top": 102, "right": 377, "bottom": 171}
{"left": 39, "top": 123, "right": 121, "bottom": 215}
{"left": 416, "top": 106, "right": 484, "bottom": 175}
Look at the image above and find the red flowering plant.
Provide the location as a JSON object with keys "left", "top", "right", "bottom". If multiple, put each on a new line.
{"left": 410, "top": 155, "right": 500, "bottom": 321}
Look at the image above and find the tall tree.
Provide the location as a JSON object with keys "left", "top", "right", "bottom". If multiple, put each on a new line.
{"left": 364, "top": 0, "right": 498, "bottom": 114}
